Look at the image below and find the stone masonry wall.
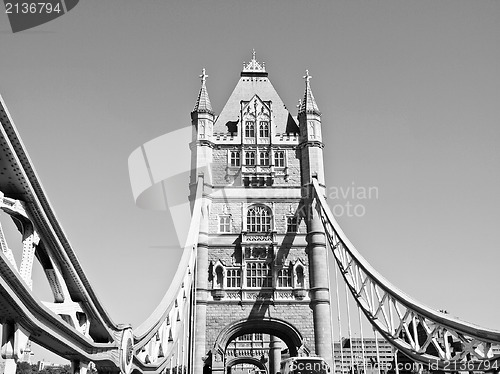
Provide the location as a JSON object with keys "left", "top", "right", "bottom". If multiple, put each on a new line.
{"left": 208, "top": 201, "right": 307, "bottom": 235}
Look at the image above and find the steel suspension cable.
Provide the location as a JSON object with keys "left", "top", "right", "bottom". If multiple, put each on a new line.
{"left": 334, "top": 255, "right": 344, "bottom": 374}
{"left": 190, "top": 266, "right": 197, "bottom": 373}
{"left": 357, "top": 305, "right": 367, "bottom": 374}
{"left": 183, "top": 295, "right": 188, "bottom": 374}
{"left": 177, "top": 335, "right": 181, "bottom": 374}
{"left": 373, "top": 328, "right": 381, "bottom": 374}
{"left": 345, "top": 284, "right": 355, "bottom": 374}
{"left": 394, "top": 349, "right": 399, "bottom": 374}
{"left": 326, "top": 240, "right": 336, "bottom": 373}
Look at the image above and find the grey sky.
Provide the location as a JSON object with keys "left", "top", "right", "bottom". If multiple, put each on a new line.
{"left": 1, "top": 0, "right": 499, "bottom": 363}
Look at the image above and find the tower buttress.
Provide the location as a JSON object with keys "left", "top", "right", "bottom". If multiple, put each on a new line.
{"left": 190, "top": 68, "right": 215, "bottom": 205}
{"left": 299, "top": 70, "right": 333, "bottom": 366}
{"left": 191, "top": 69, "right": 214, "bottom": 374}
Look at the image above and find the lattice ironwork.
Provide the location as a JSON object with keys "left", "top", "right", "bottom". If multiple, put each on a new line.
{"left": 312, "top": 178, "right": 500, "bottom": 371}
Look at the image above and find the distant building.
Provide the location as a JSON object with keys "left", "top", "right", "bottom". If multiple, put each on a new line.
{"left": 20, "top": 341, "right": 34, "bottom": 364}
{"left": 37, "top": 360, "right": 65, "bottom": 371}
{"left": 335, "top": 338, "right": 394, "bottom": 374}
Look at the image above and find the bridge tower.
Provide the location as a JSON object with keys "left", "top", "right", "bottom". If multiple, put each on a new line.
{"left": 190, "top": 53, "right": 333, "bottom": 374}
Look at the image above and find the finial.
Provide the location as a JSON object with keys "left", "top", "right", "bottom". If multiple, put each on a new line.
{"left": 303, "top": 69, "right": 312, "bottom": 83}
{"left": 242, "top": 50, "right": 267, "bottom": 74}
{"left": 296, "top": 99, "right": 302, "bottom": 108}
{"left": 200, "top": 68, "right": 208, "bottom": 84}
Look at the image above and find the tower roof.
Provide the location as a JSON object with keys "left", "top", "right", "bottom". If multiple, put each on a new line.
{"left": 193, "top": 68, "right": 214, "bottom": 115}
{"left": 299, "top": 70, "right": 321, "bottom": 116}
{"left": 213, "top": 51, "right": 299, "bottom": 134}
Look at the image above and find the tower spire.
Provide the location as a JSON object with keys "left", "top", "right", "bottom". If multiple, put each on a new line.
{"left": 193, "top": 68, "right": 214, "bottom": 114}
{"left": 299, "top": 69, "right": 321, "bottom": 115}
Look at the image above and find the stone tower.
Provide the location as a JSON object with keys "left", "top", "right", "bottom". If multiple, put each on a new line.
{"left": 190, "top": 53, "right": 333, "bottom": 374}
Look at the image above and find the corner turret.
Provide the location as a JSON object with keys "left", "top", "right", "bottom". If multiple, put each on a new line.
{"left": 190, "top": 69, "right": 216, "bottom": 204}
{"left": 299, "top": 70, "right": 325, "bottom": 186}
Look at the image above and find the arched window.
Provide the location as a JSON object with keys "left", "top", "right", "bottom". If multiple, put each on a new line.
{"left": 259, "top": 151, "right": 269, "bottom": 166}
{"left": 274, "top": 151, "right": 285, "bottom": 167}
{"left": 259, "top": 121, "right": 269, "bottom": 137}
{"left": 245, "top": 121, "right": 255, "bottom": 137}
{"left": 215, "top": 266, "right": 224, "bottom": 289}
{"left": 295, "top": 265, "right": 304, "bottom": 288}
{"left": 246, "top": 205, "right": 272, "bottom": 233}
{"left": 245, "top": 151, "right": 256, "bottom": 166}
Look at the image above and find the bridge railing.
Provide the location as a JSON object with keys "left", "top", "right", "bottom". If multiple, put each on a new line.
{"left": 312, "top": 178, "right": 500, "bottom": 371}
{"left": 130, "top": 177, "right": 204, "bottom": 374}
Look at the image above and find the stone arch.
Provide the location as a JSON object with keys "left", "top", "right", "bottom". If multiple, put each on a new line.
{"left": 213, "top": 317, "right": 304, "bottom": 357}
{"left": 226, "top": 357, "right": 267, "bottom": 374}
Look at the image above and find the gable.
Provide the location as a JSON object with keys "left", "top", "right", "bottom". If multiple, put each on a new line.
{"left": 213, "top": 76, "right": 299, "bottom": 135}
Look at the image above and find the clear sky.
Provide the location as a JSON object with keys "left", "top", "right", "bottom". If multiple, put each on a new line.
{"left": 1, "top": 0, "right": 499, "bottom": 364}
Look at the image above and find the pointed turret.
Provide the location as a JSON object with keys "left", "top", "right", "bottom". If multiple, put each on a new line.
{"left": 298, "top": 70, "right": 321, "bottom": 116}
{"left": 190, "top": 69, "right": 215, "bottom": 205}
{"left": 193, "top": 68, "right": 214, "bottom": 115}
{"left": 299, "top": 69, "right": 325, "bottom": 186}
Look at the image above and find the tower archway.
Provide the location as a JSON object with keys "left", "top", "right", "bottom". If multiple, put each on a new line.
{"left": 214, "top": 317, "right": 304, "bottom": 355}
{"left": 226, "top": 357, "right": 267, "bottom": 374}
{"left": 210, "top": 318, "right": 307, "bottom": 374}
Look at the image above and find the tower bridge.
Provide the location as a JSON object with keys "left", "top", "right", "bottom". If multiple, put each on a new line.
{"left": 1, "top": 53, "right": 500, "bottom": 374}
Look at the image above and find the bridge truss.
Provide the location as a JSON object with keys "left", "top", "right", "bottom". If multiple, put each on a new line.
{"left": 1, "top": 95, "right": 500, "bottom": 374}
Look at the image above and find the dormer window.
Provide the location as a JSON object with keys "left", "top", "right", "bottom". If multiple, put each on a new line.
{"left": 245, "top": 121, "right": 255, "bottom": 137}
{"left": 259, "top": 121, "right": 269, "bottom": 137}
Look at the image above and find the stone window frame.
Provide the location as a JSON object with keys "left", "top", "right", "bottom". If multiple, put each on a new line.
{"left": 274, "top": 150, "right": 285, "bottom": 167}
{"left": 225, "top": 267, "right": 242, "bottom": 288}
{"left": 286, "top": 216, "right": 298, "bottom": 233}
{"left": 259, "top": 121, "right": 269, "bottom": 137}
{"left": 229, "top": 150, "right": 241, "bottom": 167}
{"left": 259, "top": 150, "right": 270, "bottom": 166}
{"left": 276, "top": 265, "right": 293, "bottom": 289}
{"left": 246, "top": 204, "right": 272, "bottom": 233}
{"left": 245, "top": 121, "right": 255, "bottom": 138}
{"left": 218, "top": 215, "right": 231, "bottom": 233}
{"left": 245, "top": 261, "right": 273, "bottom": 289}
{"left": 244, "top": 151, "right": 256, "bottom": 166}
